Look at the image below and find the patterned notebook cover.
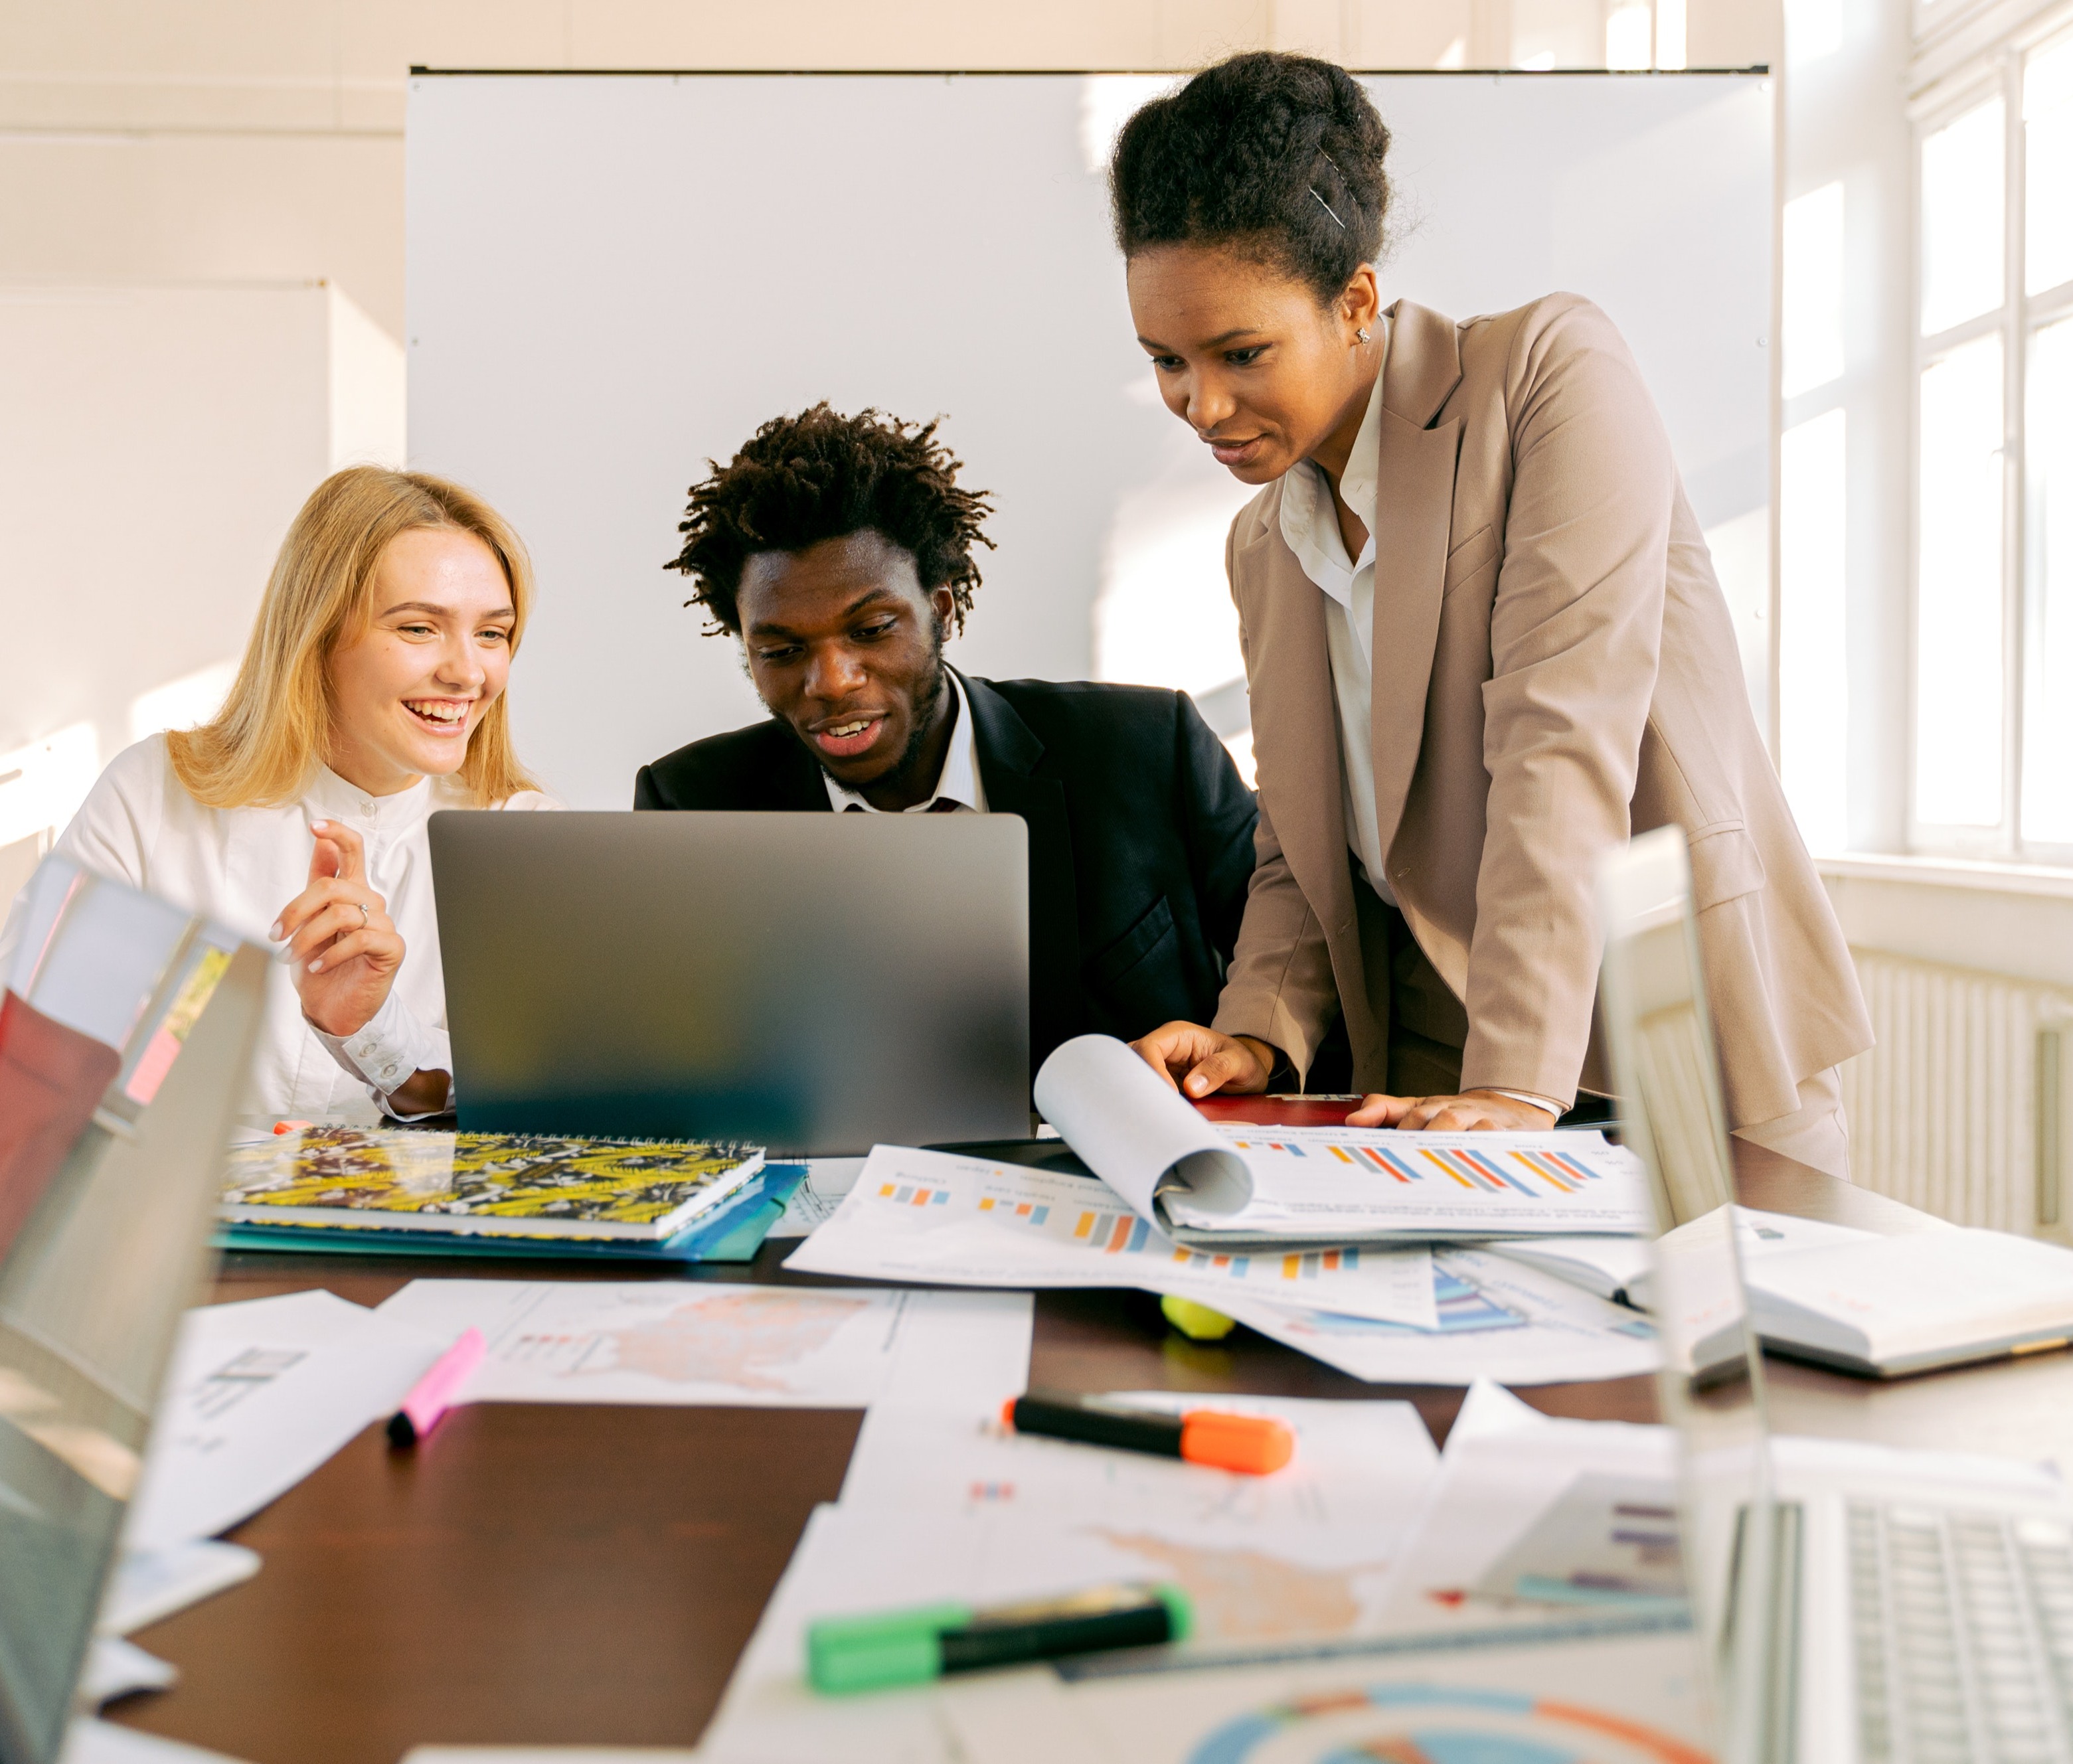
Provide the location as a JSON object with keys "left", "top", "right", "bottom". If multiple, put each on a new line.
{"left": 221, "top": 1127, "right": 765, "bottom": 1241}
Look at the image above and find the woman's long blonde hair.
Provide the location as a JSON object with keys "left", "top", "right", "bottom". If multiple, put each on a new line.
{"left": 169, "top": 467, "right": 540, "bottom": 808}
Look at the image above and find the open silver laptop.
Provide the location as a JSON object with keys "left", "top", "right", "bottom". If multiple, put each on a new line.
{"left": 430, "top": 810, "right": 1031, "bottom": 1155}
{"left": 0, "top": 856, "right": 266, "bottom": 1764}
{"left": 1600, "top": 827, "right": 2073, "bottom": 1764}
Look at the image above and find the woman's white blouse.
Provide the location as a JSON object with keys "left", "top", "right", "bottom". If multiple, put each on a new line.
{"left": 0, "top": 736, "right": 557, "bottom": 1122}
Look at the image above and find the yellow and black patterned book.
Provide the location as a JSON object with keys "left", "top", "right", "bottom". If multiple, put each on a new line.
{"left": 221, "top": 1127, "right": 764, "bottom": 1242}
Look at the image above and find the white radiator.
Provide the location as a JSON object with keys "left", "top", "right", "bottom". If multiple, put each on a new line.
{"left": 1839, "top": 949, "right": 2073, "bottom": 1237}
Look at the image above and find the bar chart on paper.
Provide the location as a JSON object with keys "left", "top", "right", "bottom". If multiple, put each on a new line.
{"left": 1155, "top": 1129, "right": 1657, "bottom": 1241}
{"left": 785, "top": 1149, "right": 1440, "bottom": 1328}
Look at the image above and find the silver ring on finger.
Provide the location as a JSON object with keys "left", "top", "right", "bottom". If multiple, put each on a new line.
{"left": 357, "top": 902, "right": 370, "bottom": 926}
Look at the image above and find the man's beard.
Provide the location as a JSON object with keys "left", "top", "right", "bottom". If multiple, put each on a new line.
{"left": 880, "top": 637, "right": 950, "bottom": 790}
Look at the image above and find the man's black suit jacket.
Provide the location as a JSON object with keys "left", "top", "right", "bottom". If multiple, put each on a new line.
{"left": 632, "top": 672, "right": 1260, "bottom": 1080}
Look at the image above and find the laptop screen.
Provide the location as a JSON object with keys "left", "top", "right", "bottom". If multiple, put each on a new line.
{"left": 0, "top": 858, "right": 263, "bottom": 1764}
{"left": 1596, "top": 828, "right": 1788, "bottom": 1764}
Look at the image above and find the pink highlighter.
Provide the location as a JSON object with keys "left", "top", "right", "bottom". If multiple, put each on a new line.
{"left": 387, "top": 1328, "right": 486, "bottom": 1446}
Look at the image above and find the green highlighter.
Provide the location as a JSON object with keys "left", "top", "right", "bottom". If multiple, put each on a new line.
{"left": 806, "top": 1581, "right": 1193, "bottom": 1694}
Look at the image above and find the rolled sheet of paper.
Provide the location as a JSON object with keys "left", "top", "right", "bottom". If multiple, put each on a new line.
{"left": 1032, "top": 1034, "right": 1252, "bottom": 1226}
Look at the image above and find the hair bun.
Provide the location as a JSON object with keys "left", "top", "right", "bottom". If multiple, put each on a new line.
{"left": 1110, "top": 51, "right": 1391, "bottom": 300}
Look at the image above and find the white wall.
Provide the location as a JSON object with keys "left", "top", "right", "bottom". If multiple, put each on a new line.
{"left": 0, "top": 281, "right": 404, "bottom": 883}
{"left": 408, "top": 70, "right": 1773, "bottom": 809}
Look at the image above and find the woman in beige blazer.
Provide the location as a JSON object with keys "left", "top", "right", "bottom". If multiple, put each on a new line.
{"left": 1115, "top": 52, "right": 1872, "bottom": 1177}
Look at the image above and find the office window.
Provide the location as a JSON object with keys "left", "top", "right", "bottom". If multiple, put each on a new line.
{"left": 1910, "top": 27, "right": 2073, "bottom": 859}
{"left": 1915, "top": 337, "right": 2005, "bottom": 829}
{"left": 2030, "top": 35, "right": 2073, "bottom": 297}
{"left": 1920, "top": 100, "right": 2004, "bottom": 338}
{"left": 2025, "top": 316, "right": 2073, "bottom": 842}
{"left": 1783, "top": 183, "right": 1846, "bottom": 398}
{"left": 1781, "top": 410, "right": 1850, "bottom": 850}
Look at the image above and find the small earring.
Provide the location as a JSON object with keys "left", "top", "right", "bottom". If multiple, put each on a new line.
{"left": 1355, "top": 327, "right": 1372, "bottom": 344}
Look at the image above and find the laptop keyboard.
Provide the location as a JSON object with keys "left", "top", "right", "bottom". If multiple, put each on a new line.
{"left": 1850, "top": 1502, "right": 2073, "bottom": 1763}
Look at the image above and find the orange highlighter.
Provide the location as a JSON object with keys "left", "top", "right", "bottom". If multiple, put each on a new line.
{"left": 1001, "top": 1390, "right": 1293, "bottom": 1475}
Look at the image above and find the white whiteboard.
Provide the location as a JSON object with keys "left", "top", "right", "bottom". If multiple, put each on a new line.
{"left": 408, "top": 71, "right": 1772, "bottom": 808}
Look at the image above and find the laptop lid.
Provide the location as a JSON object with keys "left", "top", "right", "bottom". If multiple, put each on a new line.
{"left": 1597, "top": 827, "right": 1789, "bottom": 1764}
{"left": 430, "top": 810, "right": 1031, "bottom": 1155}
{"left": 0, "top": 857, "right": 266, "bottom": 1764}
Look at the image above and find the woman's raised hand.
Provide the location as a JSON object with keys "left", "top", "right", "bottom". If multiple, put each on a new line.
{"left": 1129, "top": 1021, "right": 1278, "bottom": 1097}
{"left": 274, "top": 820, "right": 404, "bottom": 1036}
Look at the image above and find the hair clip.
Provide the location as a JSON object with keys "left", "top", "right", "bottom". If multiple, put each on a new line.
{"left": 1309, "top": 187, "right": 1349, "bottom": 230}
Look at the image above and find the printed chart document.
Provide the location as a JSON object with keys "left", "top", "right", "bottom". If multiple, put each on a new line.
{"left": 1211, "top": 1248, "right": 1661, "bottom": 1386}
{"left": 373, "top": 1280, "right": 1032, "bottom": 1410}
{"left": 1033, "top": 1034, "right": 1652, "bottom": 1245}
{"left": 125, "top": 1289, "right": 451, "bottom": 1552}
{"left": 785, "top": 1145, "right": 1438, "bottom": 1327}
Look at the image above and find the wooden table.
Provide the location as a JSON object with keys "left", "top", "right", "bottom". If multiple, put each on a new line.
{"left": 108, "top": 1137, "right": 2060, "bottom": 1763}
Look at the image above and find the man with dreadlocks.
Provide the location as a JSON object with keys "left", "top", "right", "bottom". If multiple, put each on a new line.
{"left": 633, "top": 402, "right": 1260, "bottom": 1082}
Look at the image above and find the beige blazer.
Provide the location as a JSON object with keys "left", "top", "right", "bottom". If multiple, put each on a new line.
{"left": 1209, "top": 294, "right": 1872, "bottom": 1128}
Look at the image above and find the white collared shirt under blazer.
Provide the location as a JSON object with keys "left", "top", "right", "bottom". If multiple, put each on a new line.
{"left": 0, "top": 735, "right": 557, "bottom": 1121}
{"left": 1208, "top": 295, "right": 1872, "bottom": 1158}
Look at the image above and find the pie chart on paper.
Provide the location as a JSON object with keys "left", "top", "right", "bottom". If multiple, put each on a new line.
{"left": 1184, "top": 1684, "right": 1708, "bottom": 1764}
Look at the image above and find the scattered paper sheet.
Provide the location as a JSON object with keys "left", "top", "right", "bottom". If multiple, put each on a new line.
{"left": 762, "top": 1162, "right": 855, "bottom": 1242}
{"left": 101, "top": 1541, "right": 260, "bottom": 1637}
{"left": 400, "top": 1753, "right": 701, "bottom": 1761}
{"left": 1212, "top": 1248, "right": 1661, "bottom": 1386}
{"left": 80, "top": 1637, "right": 177, "bottom": 1706}
{"left": 373, "top": 1281, "right": 1032, "bottom": 1410}
{"left": 700, "top": 1469, "right": 1450, "bottom": 1764}
{"left": 702, "top": 1383, "right": 1442, "bottom": 1764}
{"left": 785, "top": 1146, "right": 1438, "bottom": 1326}
{"left": 124, "top": 1289, "right": 452, "bottom": 1552}
{"left": 1374, "top": 1381, "right": 1681, "bottom": 1631}
{"left": 61, "top": 1720, "right": 250, "bottom": 1764}
{"left": 936, "top": 1617, "right": 1708, "bottom": 1764}
{"left": 1491, "top": 1206, "right": 1876, "bottom": 1307}
{"left": 840, "top": 1390, "right": 1438, "bottom": 1521}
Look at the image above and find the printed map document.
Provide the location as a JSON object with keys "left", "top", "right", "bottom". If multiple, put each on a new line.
{"left": 1211, "top": 1248, "right": 1661, "bottom": 1386}
{"left": 125, "top": 1289, "right": 451, "bottom": 1552}
{"left": 936, "top": 1613, "right": 1706, "bottom": 1764}
{"left": 373, "top": 1280, "right": 1032, "bottom": 1410}
{"left": 701, "top": 1455, "right": 1441, "bottom": 1764}
{"left": 1033, "top": 1034, "right": 1653, "bottom": 1245}
{"left": 784, "top": 1146, "right": 1438, "bottom": 1327}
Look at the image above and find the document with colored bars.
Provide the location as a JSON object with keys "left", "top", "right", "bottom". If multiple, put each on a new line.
{"left": 784, "top": 1147, "right": 1442, "bottom": 1329}
{"left": 1156, "top": 1125, "right": 1655, "bottom": 1243}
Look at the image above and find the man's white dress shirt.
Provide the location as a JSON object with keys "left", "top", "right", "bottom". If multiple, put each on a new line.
{"left": 822, "top": 670, "right": 988, "bottom": 815}
{"left": 1275, "top": 365, "right": 1559, "bottom": 1117}
{"left": 0, "top": 735, "right": 556, "bottom": 1120}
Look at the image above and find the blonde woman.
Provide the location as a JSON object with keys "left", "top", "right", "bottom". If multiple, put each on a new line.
{"left": 0, "top": 467, "right": 555, "bottom": 1121}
